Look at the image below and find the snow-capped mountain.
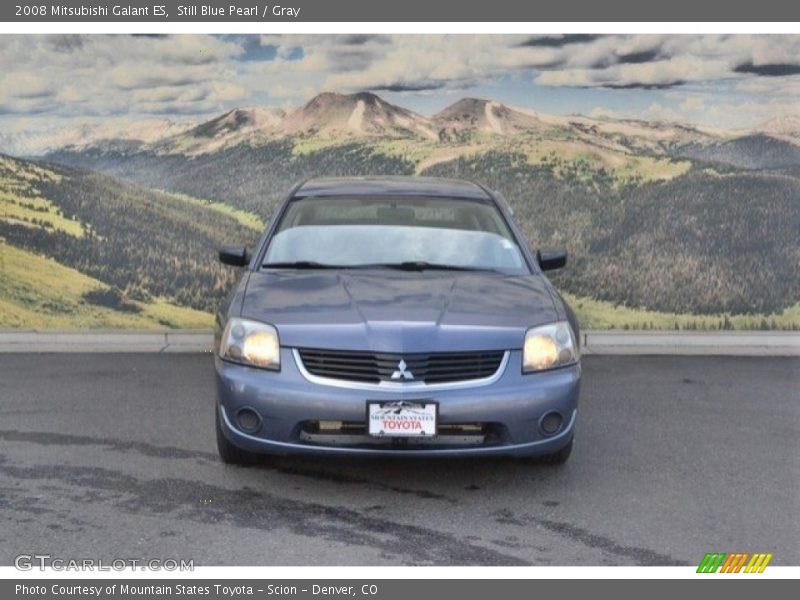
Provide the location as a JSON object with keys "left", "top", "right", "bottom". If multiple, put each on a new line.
{"left": 0, "top": 118, "right": 195, "bottom": 156}
{"left": 4, "top": 92, "right": 797, "bottom": 159}
{"left": 281, "top": 91, "right": 437, "bottom": 139}
{"left": 433, "top": 97, "right": 553, "bottom": 137}
{"left": 153, "top": 107, "right": 287, "bottom": 154}
{"left": 754, "top": 115, "right": 800, "bottom": 142}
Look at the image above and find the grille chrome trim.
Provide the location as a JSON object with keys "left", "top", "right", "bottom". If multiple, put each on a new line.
{"left": 293, "top": 348, "right": 510, "bottom": 391}
{"left": 298, "top": 432, "right": 487, "bottom": 447}
{"left": 297, "top": 347, "right": 505, "bottom": 384}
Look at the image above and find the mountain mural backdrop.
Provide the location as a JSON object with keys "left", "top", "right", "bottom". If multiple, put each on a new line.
{"left": 1, "top": 91, "right": 799, "bottom": 330}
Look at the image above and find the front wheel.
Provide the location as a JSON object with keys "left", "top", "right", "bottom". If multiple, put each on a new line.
{"left": 215, "top": 408, "right": 263, "bottom": 465}
{"left": 522, "top": 436, "right": 573, "bottom": 465}
{"left": 539, "top": 437, "right": 573, "bottom": 465}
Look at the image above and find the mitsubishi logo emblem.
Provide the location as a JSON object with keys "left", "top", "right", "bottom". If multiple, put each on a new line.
{"left": 391, "top": 359, "right": 414, "bottom": 380}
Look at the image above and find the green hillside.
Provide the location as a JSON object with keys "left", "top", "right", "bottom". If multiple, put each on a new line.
{"left": 4, "top": 88, "right": 799, "bottom": 333}
{"left": 39, "top": 139, "right": 800, "bottom": 327}
{"left": 565, "top": 292, "right": 800, "bottom": 331}
{"left": 425, "top": 152, "right": 800, "bottom": 316}
{"left": 0, "top": 154, "right": 262, "bottom": 320}
{"left": 0, "top": 242, "right": 211, "bottom": 329}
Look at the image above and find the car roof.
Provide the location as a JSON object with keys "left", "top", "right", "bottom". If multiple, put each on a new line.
{"left": 293, "top": 176, "right": 492, "bottom": 201}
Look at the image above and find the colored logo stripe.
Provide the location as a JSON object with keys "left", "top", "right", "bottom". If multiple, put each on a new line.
{"left": 697, "top": 552, "right": 773, "bottom": 573}
{"left": 744, "top": 553, "right": 773, "bottom": 573}
{"left": 719, "top": 553, "right": 749, "bottom": 573}
{"left": 697, "top": 553, "right": 726, "bottom": 573}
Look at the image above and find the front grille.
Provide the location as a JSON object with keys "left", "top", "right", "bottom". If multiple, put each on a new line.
{"left": 297, "top": 348, "right": 505, "bottom": 384}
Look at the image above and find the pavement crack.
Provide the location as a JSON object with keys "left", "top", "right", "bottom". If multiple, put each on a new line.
{"left": 0, "top": 430, "right": 215, "bottom": 461}
{"left": 0, "top": 462, "right": 524, "bottom": 566}
{"left": 531, "top": 517, "right": 685, "bottom": 565}
{"left": 0, "top": 430, "right": 457, "bottom": 503}
{"left": 264, "top": 463, "right": 455, "bottom": 503}
{"left": 490, "top": 509, "right": 684, "bottom": 566}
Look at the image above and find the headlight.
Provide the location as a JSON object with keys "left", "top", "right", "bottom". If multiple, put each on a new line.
{"left": 220, "top": 318, "right": 280, "bottom": 370}
{"left": 522, "top": 321, "right": 579, "bottom": 373}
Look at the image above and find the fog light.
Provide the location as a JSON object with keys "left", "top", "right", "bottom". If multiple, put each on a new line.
{"left": 236, "top": 407, "right": 262, "bottom": 433}
{"left": 318, "top": 420, "right": 343, "bottom": 431}
{"left": 539, "top": 411, "right": 563, "bottom": 436}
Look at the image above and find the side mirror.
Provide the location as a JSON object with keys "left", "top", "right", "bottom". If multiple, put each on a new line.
{"left": 219, "top": 246, "right": 249, "bottom": 267}
{"left": 537, "top": 248, "right": 567, "bottom": 271}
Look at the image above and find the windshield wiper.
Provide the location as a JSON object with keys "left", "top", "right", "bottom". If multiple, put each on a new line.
{"left": 262, "top": 261, "right": 345, "bottom": 269}
{"left": 363, "top": 261, "right": 495, "bottom": 272}
{"left": 263, "top": 260, "right": 498, "bottom": 272}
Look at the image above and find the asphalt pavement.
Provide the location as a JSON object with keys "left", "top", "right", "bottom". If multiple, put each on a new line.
{"left": 0, "top": 354, "right": 797, "bottom": 566}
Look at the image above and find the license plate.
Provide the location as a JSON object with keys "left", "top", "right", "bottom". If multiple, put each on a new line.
{"left": 367, "top": 401, "right": 437, "bottom": 437}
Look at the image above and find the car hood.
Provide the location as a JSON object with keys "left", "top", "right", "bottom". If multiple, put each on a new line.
{"left": 240, "top": 270, "right": 558, "bottom": 352}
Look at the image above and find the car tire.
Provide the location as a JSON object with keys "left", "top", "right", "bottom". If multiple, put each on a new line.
{"left": 215, "top": 408, "right": 263, "bottom": 465}
{"left": 538, "top": 436, "right": 573, "bottom": 465}
{"left": 522, "top": 436, "right": 573, "bottom": 465}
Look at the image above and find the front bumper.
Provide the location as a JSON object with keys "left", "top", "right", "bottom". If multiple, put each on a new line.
{"left": 215, "top": 348, "right": 581, "bottom": 458}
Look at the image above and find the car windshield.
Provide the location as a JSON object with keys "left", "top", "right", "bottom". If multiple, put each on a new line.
{"left": 262, "top": 195, "right": 528, "bottom": 274}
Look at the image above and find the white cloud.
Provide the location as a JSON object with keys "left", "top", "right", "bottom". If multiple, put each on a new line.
{"left": 0, "top": 35, "right": 244, "bottom": 118}
{"left": 643, "top": 102, "right": 684, "bottom": 122}
{"left": 694, "top": 99, "right": 800, "bottom": 130}
{"left": 0, "top": 34, "right": 799, "bottom": 133}
{"left": 1, "top": 72, "right": 53, "bottom": 99}
{"left": 735, "top": 76, "right": 800, "bottom": 98}
{"left": 589, "top": 107, "right": 620, "bottom": 119}
{"left": 680, "top": 96, "right": 705, "bottom": 111}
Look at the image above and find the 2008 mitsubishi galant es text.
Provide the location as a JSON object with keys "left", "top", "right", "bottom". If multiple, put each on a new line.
{"left": 215, "top": 176, "right": 581, "bottom": 465}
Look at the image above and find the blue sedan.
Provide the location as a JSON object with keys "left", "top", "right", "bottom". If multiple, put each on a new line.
{"left": 215, "top": 177, "right": 581, "bottom": 464}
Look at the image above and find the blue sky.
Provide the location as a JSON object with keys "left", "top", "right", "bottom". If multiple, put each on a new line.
{"left": 0, "top": 34, "right": 798, "bottom": 138}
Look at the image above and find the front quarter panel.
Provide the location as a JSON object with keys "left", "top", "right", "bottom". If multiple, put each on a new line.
{"left": 215, "top": 271, "right": 251, "bottom": 348}
{"left": 542, "top": 284, "right": 580, "bottom": 342}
